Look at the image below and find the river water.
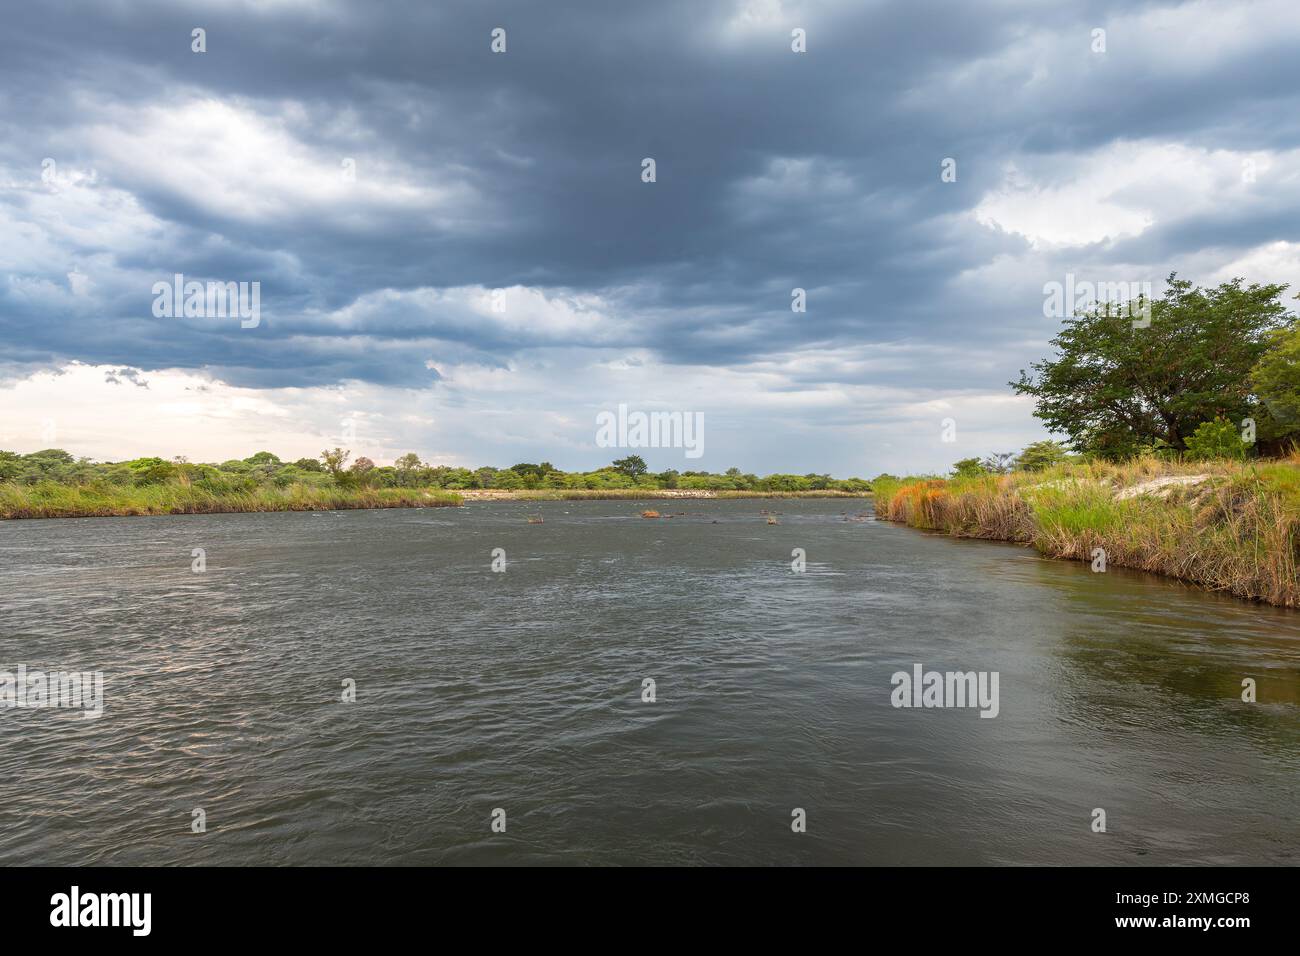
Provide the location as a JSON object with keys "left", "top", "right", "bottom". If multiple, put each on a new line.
{"left": 1, "top": 498, "right": 1296, "bottom": 865}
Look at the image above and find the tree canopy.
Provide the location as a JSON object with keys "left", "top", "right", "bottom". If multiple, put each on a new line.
{"left": 1251, "top": 324, "right": 1300, "bottom": 436}
{"left": 1012, "top": 276, "right": 1296, "bottom": 458}
{"left": 611, "top": 455, "right": 648, "bottom": 478}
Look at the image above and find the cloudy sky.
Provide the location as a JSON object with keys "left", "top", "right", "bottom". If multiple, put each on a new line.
{"left": 2, "top": 0, "right": 1298, "bottom": 476}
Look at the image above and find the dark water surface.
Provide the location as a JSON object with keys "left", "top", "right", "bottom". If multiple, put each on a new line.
{"left": 1, "top": 498, "right": 1297, "bottom": 865}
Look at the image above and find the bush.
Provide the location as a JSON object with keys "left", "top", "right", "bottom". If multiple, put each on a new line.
{"left": 131, "top": 460, "right": 178, "bottom": 486}
{"left": 1016, "top": 440, "right": 1069, "bottom": 471}
{"left": 1185, "top": 418, "right": 1250, "bottom": 460}
{"left": 951, "top": 457, "right": 988, "bottom": 478}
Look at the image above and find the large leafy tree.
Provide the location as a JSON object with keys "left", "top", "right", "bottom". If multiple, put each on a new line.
{"left": 1012, "top": 276, "right": 1294, "bottom": 457}
{"left": 611, "top": 455, "right": 647, "bottom": 478}
{"left": 1251, "top": 324, "right": 1300, "bottom": 436}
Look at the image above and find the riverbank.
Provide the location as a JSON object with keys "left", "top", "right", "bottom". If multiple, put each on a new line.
{"left": 459, "top": 488, "right": 871, "bottom": 501}
{"left": 0, "top": 482, "right": 868, "bottom": 519}
{"left": 0, "top": 482, "right": 462, "bottom": 519}
{"left": 873, "top": 458, "right": 1300, "bottom": 608}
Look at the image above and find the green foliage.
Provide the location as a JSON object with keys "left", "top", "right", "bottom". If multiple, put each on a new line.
{"left": 1016, "top": 440, "right": 1069, "bottom": 471}
{"left": 27, "top": 448, "right": 75, "bottom": 466}
{"left": 0, "top": 451, "right": 22, "bottom": 482}
{"left": 1013, "top": 276, "right": 1294, "bottom": 458}
{"left": 1250, "top": 320, "right": 1300, "bottom": 436}
{"left": 319, "top": 447, "right": 351, "bottom": 485}
{"left": 122, "top": 457, "right": 177, "bottom": 485}
{"left": 135, "top": 464, "right": 177, "bottom": 486}
{"left": 0, "top": 481, "right": 460, "bottom": 519}
{"left": 492, "top": 470, "right": 526, "bottom": 489}
{"left": 611, "top": 455, "right": 648, "bottom": 478}
{"left": 0, "top": 446, "right": 872, "bottom": 498}
{"left": 950, "top": 457, "right": 988, "bottom": 478}
{"left": 392, "top": 453, "right": 423, "bottom": 486}
{"left": 1185, "top": 418, "right": 1250, "bottom": 461}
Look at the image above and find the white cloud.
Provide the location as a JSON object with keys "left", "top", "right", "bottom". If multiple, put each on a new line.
{"left": 1206, "top": 240, "right": 1300, "bottom": 289}
{"left": 1113, "top": 0, "right": 1300, "bottom": 72}
{"left": 974, "top": 141, "right": 1297, "bottom": 248}
{"left": 315, "top": 285, "right": 625, "bottom": 343}
{"left": 79, "top": 98, "right": 486, "bottom": 231}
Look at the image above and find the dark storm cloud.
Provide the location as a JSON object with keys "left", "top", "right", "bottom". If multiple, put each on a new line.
{"left": 1, "top": 0, "right": 1299, "bottom": 391}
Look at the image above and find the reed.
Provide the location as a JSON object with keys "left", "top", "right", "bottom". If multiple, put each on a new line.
{"left": 873, "top": 457, "right": 1300, "bottom": 607}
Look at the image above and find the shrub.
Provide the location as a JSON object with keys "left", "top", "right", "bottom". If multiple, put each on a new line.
{"left": 1185, "top": 418, "right": 1250, "bottom": 460}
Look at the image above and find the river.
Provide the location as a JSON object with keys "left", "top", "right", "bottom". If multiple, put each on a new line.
{"left": 1, "top": 498, "right": 1296, "bottom": 865}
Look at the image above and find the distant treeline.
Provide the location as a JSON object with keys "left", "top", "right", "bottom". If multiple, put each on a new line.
{"left": 0, "top": 449, "right": 872, "bottom": 494}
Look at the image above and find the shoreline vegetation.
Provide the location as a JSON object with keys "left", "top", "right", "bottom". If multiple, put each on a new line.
{"left": 458, "top": 488, "right": 869, "bottom": 501}
{"left": 0, "top": 483, "right": 463, "bottom": 520}
{"left": 872, "top": 455, "right": 1300, "bottom": 608}
{"left": 0, "top": 449, "right": 870, "bottom": 520}
{"left": 864, "top": 275, "right": 1300, "bottom": 608}
{"left": 0, "top": 483, "right": 872, "bottom": 520}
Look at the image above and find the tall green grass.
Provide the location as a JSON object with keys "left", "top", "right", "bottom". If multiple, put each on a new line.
{"left": 0, "top": 480, "right": 461, "bottom": 519}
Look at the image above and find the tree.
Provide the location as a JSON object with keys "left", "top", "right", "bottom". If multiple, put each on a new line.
{"left": 1012, "top": 276, "right": 1293, "bottom": 458}
{"left": 493, "top": 469, "right": 525, "bottom": 489}
{"left": 950, "top": 457, "right": 989, "bottom": 478}
{"left": 27, "top": 449, "right": 74, "bottom": 463}
{"left": 980, "top": 453, "right": 1017, "bottom": 475}
{"left": 319, "top": 448, "right": 351, "bottom": 484}
{"left": 1250, "top": 321, "right": 1300, "bottom": 438}
{"left": 130, "top": 458, "right": 177, "bottom": 485}
{"left": 293, "top": 457, "right": 325, "bottom": 473}
{"left": 394, "top": 453, "right": 423, "bottom": 485}
{"left": 611, "top": 455, "right": 647, "bottom": 478}
{"left": 1015, "top": 440, "right": 1069, "bottom": 472}
{"left": 508, "top": 462, "right": 546, "bottom": 486}
{"left": 0, "top": 451, "right": 22, "bottom": 482}
{"left": 244, "top": 451, "right": 281, "bottom": 466}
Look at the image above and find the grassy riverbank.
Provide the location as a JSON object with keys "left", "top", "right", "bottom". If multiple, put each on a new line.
{"left": 873, "top": 457, "right": 1300, "bottom": 607}
{"left": 0, "top": 482, "right": 867, "bottom": 518}
{"left": 0, "top": 481, "right": 462, "bottom": 519}
{"left": 459, "top": 489, "right": 871, "bottom": 501}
